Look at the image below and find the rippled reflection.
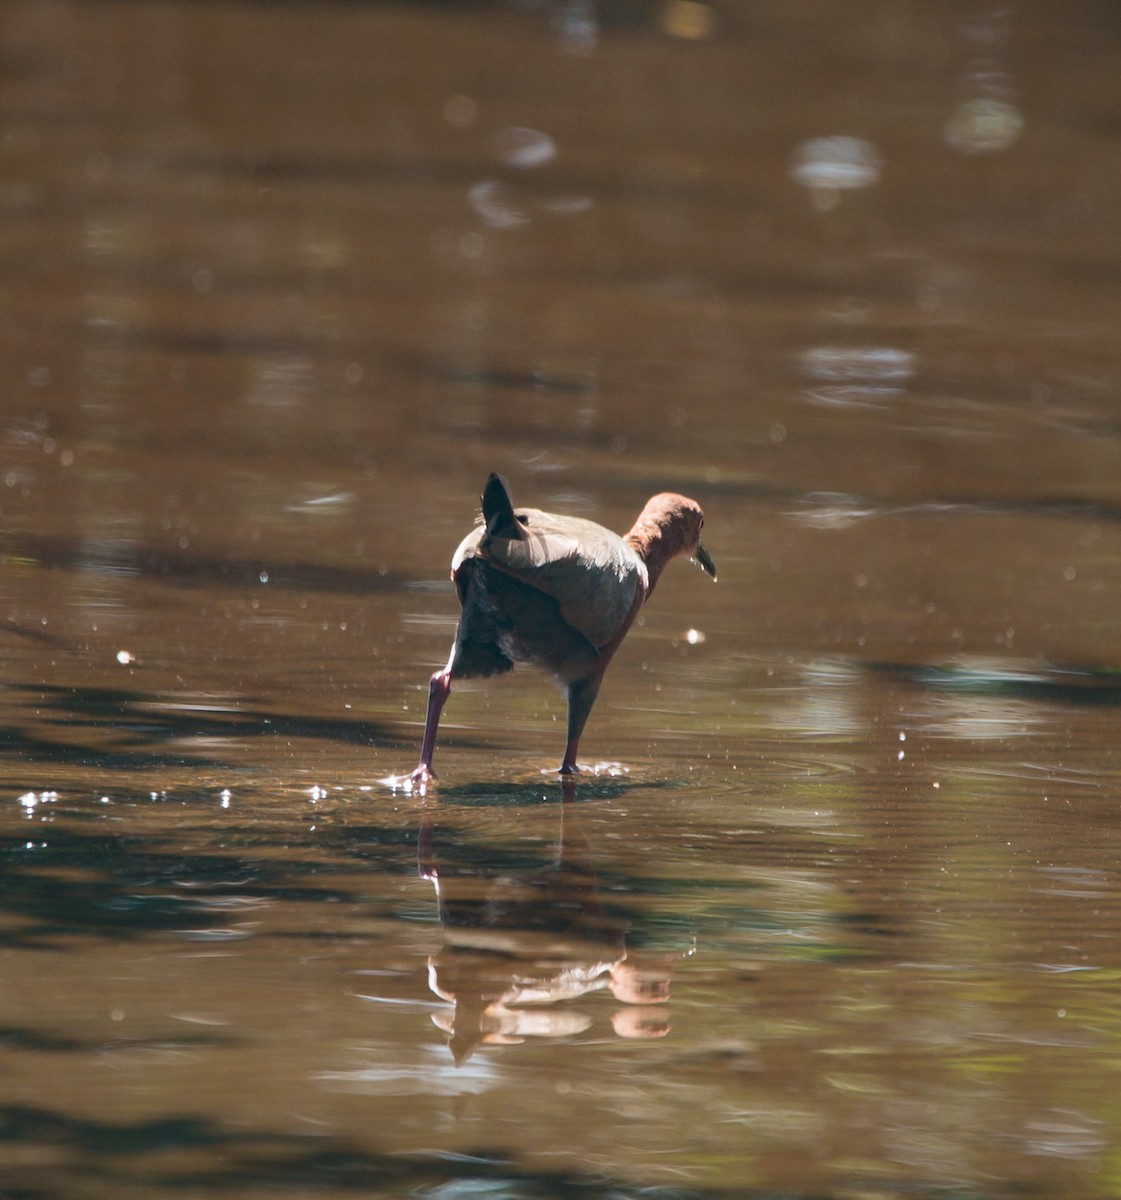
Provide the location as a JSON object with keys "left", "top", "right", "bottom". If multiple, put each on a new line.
{"left": 418, "top": 796, "right": 682, "bottom": 1061}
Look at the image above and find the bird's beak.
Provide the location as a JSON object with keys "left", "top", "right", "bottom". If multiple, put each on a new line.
{"left": 692, "top": 541, "right": 717, "bottom": 581}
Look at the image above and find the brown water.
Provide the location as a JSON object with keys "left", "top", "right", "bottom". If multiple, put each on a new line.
{"left": 3, "top": 1, "right": 1121, "bottom": 1196}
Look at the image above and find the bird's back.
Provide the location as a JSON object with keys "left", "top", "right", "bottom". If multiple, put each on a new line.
{"left": 454, "top": 503, "right": 647, "bottom": 650}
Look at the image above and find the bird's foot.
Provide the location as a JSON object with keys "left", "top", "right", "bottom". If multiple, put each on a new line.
{"left": 380, "top": 765, "right": 437, "bottom": 793}
{"left": 547, "top": 760, "right": 629, "bottom": 778}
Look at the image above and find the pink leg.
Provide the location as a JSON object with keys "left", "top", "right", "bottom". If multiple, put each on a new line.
{"left": 410, "top": 668, "right": 452, "bottom": 785}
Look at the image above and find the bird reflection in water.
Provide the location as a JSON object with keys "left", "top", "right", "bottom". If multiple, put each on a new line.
{"left": 418, "top": 784, "right": 689, "bottom": 1064}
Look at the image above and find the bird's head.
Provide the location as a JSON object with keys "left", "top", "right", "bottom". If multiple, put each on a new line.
{"left": 629, "top": 493, "right": 717, "bottom": 583}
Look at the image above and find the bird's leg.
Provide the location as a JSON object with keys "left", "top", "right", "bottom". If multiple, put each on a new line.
{"left": 410, "top": 666, "right": 453, "bottom": 785}
{"left": 559, "top": 673, "right": 602, "bottom": 774}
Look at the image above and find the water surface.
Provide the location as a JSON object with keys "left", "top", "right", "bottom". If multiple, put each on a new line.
{"left": 3, "top": 2, "right": 1121, "bottom": 1196}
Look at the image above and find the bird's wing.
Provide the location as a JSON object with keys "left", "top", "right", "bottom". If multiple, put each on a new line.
{"left": 479, "top": 507, "right": 647, "bottom": 647}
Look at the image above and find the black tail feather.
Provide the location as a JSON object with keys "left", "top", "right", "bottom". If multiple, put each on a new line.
{"left": 482, "top": 473, "right": 523, "bottom": 540}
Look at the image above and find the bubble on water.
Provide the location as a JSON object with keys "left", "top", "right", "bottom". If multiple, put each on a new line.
{"left": 685, "top": 628, "right": 706, "bottom": 645}
{"left": 944, "top": 97, "right": 1023, "bottom": 154}
{"left": 492, "top": 126, "right": 556, "bottom": 169}
{"left": 801, "top": 345, "right": 915, "bottom": 383}
{"left": 116, "top": 649, "right": 135, "bottom": 664}
{"left": 553, "top": 0, "right": 597, "bottom": 55}
{"left": 468, "top": 180, "right": 530, "bottom": 230}
{"left": 790, "top": 136, "right": 881, "bottom": 210}
{"left": 799, "top": 345, "right": 915, "bottom": 412}
{"left": 539, "top": 194, "right": 593, "bottom": 216}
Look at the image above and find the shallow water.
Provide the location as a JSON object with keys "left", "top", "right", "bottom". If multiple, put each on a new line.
{"left": 4, "top": 1, "right": 1121, "bottom": 1196}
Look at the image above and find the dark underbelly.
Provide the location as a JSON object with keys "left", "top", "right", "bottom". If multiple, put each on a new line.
{"left": 452, "top": 560, "right": 599, "bottom": 683}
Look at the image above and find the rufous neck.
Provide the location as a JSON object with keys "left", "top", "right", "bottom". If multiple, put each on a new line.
{"left": 624, "top": 518, "right": 682, "bottom": 592}
{"left": 622, "top": 492, "right": 703, "bottom": 594}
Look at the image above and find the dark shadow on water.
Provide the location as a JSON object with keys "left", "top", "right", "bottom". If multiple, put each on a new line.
{"left": 428, "top": 773, "right": 678, "bottom": 807}
{"left": 0, "top": 1103, "right": 1014, "bottom": 1199}
{"left": 0, "top": 721, "right": 226, "bottom": 771}
{"left": 868, "top": 660, "right": 1121, "bottom": 705}
{"left": 0, "top": 1026, "right": 239, "bottom": 1054}
{"left": 0, "top": 817, "right": 417, "bottom": 948}
{"left": 7, "top": 684, "right": 400, "bottom": 770}
{"left": 0, "top": 531, "right": 410, "bottom": 595}
{"left": 0, "top": 1027, "right": 98, "bottom": 1053}
{"left": 0, "top": 1103, "right": 295, "bottom": 1157}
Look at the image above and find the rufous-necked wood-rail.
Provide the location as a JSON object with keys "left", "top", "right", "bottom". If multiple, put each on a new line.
{"left": 407, "top": 473, "right": 715, "bottom": 785}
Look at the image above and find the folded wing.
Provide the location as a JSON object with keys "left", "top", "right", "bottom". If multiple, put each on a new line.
{"left": 452, "top": 485, "right": 647, "bottom": 649}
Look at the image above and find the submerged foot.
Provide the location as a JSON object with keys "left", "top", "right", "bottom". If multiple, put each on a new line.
{"left": 380, "top": 765, "right": 437, "bottom": 793}
{"left": 550, "top": 760, "right": 629, "bottom": 778}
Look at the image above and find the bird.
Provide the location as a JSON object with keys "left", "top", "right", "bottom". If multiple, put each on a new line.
{"left": 405, "top": 473, "right": 715, "bottom": 786}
